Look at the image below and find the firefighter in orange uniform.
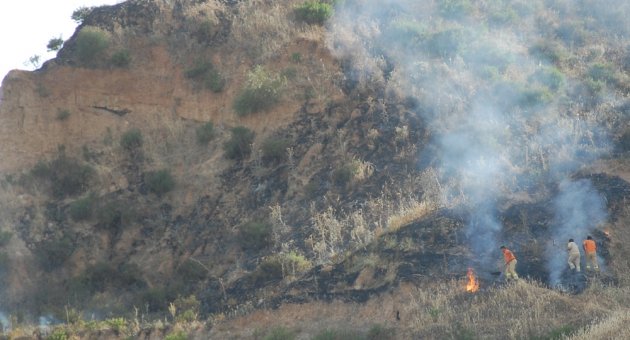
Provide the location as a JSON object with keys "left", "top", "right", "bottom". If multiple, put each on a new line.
{"left": 500, "top": 245, "right": 519, "bottom": 281}
{"left": 583, "top": 235, "right": 599, "bottom": 271}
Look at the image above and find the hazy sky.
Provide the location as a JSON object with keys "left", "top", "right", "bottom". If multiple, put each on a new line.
{"left": 0, "top": 0, "right": 122, "bottom": 82}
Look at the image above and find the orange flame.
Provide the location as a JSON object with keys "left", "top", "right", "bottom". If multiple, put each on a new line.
{"left": 466, "top": 267, "right": 479, "bottom": 293}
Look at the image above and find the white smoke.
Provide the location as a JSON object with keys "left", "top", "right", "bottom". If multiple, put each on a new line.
{"left": 328, "top": 0, "right": 615, "bottom": 274}
{"left": 0, "top": 311, "right": 9, "bottom": 332}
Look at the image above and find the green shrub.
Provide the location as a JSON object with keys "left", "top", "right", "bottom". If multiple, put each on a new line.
{"left": 75, "top": 26, "right": 110, "bottom": 65}
{"left": 487, "top": 4, "right": 518, "bottom": 26}
{"left": 195, "top": 19, "right": 216, "bottom": 42}
{"left": 312, "top": 328, "right": 364, "bottom": 340}
{"left": 48, "top": 327, "right": 69, "bottom": 340}
{"left": 72, "top": 262, "right": 113, "bottom": 293}
{"left": 583, "top": 78, "right": 605, "bottom": 97}
{"left": 50, "top": 155, "right": 94, "bottom": 198}
{"left": 623, "top": 51, "right": 630, "bottom": 72}
{"left": 110, "top": 49, "right": 131, "bottom": 67}
{"left": 264, "top": 326, "right": 296, "bottom": 340}
{"left": 366, "top": 324, "right": 396, "bottom": 340}
{"left": 96, "top": 200, "right": 135, "bottom": 233}
{"left": 223, "top": 126, "right": 255, "bottom": 160}
{"left": 529, "top": 67, "right": 565, "bottom": 91}
{"left": 165, "top": 331, "right": 188, "bottom": 340}
{"left": 47, "top": 37, "right": 64, "bottom": 52}
{"left": 555, "top": 21, "right": 587, "bottom": 47}
{"left": 71, "top": 6, "right": 95, "bottom": 24}
{"left": 68, "top": 194, "right": 95, "bottom": 221}
{"left": 332, "top": 162, "right": 357, "bottom": 187}
{"left": 176, "top": 259, "right": 208, "bottom": 283}
{"left": 587, "top": 63, "right": 617, "bottom": 84}
{"left": 196, "top": 121, "right": 215, "bottom": 145}
{"left": 290, "top": 52, "right": 302, "bottom": 63}
{"left": 77, "top": 262, "right": 146, "bottom": 294}
{"left": 33, "top": 235, "right": 75, "bottom": 271}
{"left": 0, "top": 231, "right": 13, "bottom": 247}
{"left": 617, "top": 129, "right": 630, "bottom": 152}
{"left": 262, "top": 137, "right": 290, "bottom": 164}
{"left": 382, "top": 20, "right": 426, "bottom": 48}
{"left": 0, "top": 251, "right": 9, "bottom": 274}
{"left": 31, "top": 153, "right": 94, "bottom": 198}
{"left": 281, "top": 67, "right": 298, "bottom": 80}
{"left": 140, "top": 287, "right": 170, "bottom": 312}
{"left": 57, "top": 109, "right": 71, "bottom": 121}
{"left": 120, "top": 128, "right": 143, "bottom": 151}
{"left": 465, "top": 44, "right": 512, "bottom": 72}
{"left": 438, "top": 0, "right": 473, "bottom": 19}
{"left": 426, "top": 29, "right": 465, "bottom": 59}
{"left": 173, "top": 295, "right": 200, "bottom": 323}
{"left": 234, "top": 66, "right": 285, "bottom": 116}
{"left": 239, "top": 220, "right": 272, "bottom": 251}
{"left": 271, "top": 251, "right": 312, "bottom": 277}
{"left": 144, "top": 169, "right": 175, "bottom": 197}
{"left": 531, "top": 324, "right": 576, "bottom": 340}
{"left": 294, "top": 1, "right": 334, "bottom": 25}
{"left": 185, "top": 61, "right": 225, "bottom": 92}
{"left": 31, "top": 160, "right": 50, "bottom": 178}
{"left": 529, "top": 40, "right": 566, "bottom": 64}
{"left": 517, "top": 87, "right": 553, "bottom": 108}
{"left": 105, "top": 317, "right": 127, "bottom": 333}
{"left": 252, "top": 257, "right": 284, "bottom": 283}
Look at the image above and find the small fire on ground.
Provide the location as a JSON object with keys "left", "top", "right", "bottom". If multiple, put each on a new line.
{"left": 466, "top": 267, "right": 479, "bottom": 293}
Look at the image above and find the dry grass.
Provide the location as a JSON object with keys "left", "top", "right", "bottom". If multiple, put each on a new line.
{"left": 203, "top": 278, "right": 630, "bottom": 340}
{"left": 231, "top": 0, "right": 321, "bottom": 61}
{"left": 385, "top": 199, "right": 435, "bottom": 232}
{"left": 568, "top": 310, "right": 630, "bottom": 340}
{"left": 306, "top": 175, "right": 438, "bottom": 264}
{"left": 403, "top": 279, "right": 590, "bottom": 339}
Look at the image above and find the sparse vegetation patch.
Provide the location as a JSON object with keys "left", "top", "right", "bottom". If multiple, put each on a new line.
{"left": 196, "top": 121, "right": 215, "bottom": 145}
{"left": 223, "top": 126, "right": 255, "bottom": 160}
{"left": 75, "top": 26, "right": 110, "bottom": 66}
{"left": 294, "top": 1, "right": 334, "bottom": 25}
{"left": 234, "top": 66, "right": 285, "bottom": 116}
{"left": 144, "top": 169, "right": 175, "bottom": 197}
{"left": 239, "top": 220, "right": 272, "bottom": 251}
{"left": 29, "top": 151, "right": 94, "bottom": 198}
{"left": 185, "top": 61, "right": 225, "bottom": 92}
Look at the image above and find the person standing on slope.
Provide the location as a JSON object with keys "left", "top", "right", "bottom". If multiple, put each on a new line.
{"left": 500, "top": 245, "right": 519, "bottom": 281}
{"left": 567, "top": 238, "right": 581, "bottom": 272}
{"left": 583, "top": 235, "right": 599, "bottom": 271}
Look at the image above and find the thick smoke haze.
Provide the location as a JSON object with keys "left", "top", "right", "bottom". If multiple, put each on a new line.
{"left": 328, "top": 0, "right": 618, "bottom": 275}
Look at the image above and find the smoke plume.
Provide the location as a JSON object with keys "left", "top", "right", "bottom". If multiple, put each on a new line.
{"left": 328, "top": 0, "right": 618, "bottom": 274}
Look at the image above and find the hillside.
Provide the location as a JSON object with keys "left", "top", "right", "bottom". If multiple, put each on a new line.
{"left": 1, "top": 0, "right": 630, "bottom": 339}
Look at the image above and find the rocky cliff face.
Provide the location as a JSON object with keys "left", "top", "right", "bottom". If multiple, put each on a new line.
{"left": 0, "top": 0, "right": 341, "bottom": 315}
{"left": 0, "top": 0, "right": 331, "bottom": 173}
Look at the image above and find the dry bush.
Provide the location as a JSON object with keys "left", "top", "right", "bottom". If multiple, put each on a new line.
{"left": 179, "top": 0, "right": 225, "bottom": 24}
{"left": 310, "top": 205, "right": 346, "bottom": 263}
{"left": 568, "top": 310, "right": 630, "bottom": 340}
{"left": 307, "top": 176, "right": 438, "bottom": 263}
{"left": 349, "top": 157, "right": 374, "bottom": 182}
{"left": 365, "top": 173, "right": 441, "bottom": 233}
{"left": 386, "top": 199, "right": 435, "bottom": 232}
{"left": 231, "top": 0, "right": 320, "bottom": 61}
